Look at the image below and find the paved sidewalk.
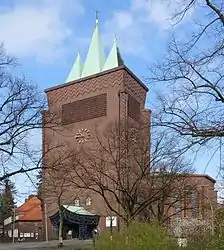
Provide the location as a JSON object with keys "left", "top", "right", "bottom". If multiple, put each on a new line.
{"left": 0, "top": 239, "right": 92, "bottom": 250}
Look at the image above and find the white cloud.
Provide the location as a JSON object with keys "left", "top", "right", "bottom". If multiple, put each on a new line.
{"left": 0, "top": 0, "right": 194, "bottom": 61}
{"left": 102, "top": 11, "right": 146, "bottom": 57}
{"left": 131, "top": 0, "right": 186, "bottom": 29}
{"left": 114, "top": 12, "right": 133, "bottom": 30}
{"left": 0, "top": 0, "right": 84, "bottom": 62}
{"left": 102, "top": 0, "right": 195, "bottom": 58}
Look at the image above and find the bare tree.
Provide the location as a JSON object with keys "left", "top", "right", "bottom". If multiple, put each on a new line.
{"left": 148, "top": 0, "right": 224, "bottom": 148}
{"left": 215, "top": 204, "right": 224, "bottom": 235}
{"left": 169, "top": 190, "right": 217, "bottom": 239}
{"left": 68, "top": 121, "right": 194, "bottom": 228}
{"left": 0, "top": 44, "right": 47, "bottom": 180}
{"left": 142, "top": 170, "right": 198, "bottom": 226}
{"left": 42, "top": 148, "right": 84, "bottom": 247}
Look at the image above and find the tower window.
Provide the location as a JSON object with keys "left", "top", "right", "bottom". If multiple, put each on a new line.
{"left": 74, "top": 198, "right": 80, "bottom": 206}
{"left": 86, "top": 197, "right": 92, "bottom": 206}
{"left": 174, "top": 194, "right": 181, "bottom": 217}
{"left": 191, "top": 191, "right": 197, "bottom": 218}
{"left": 62, "top": 93, "right": 107, "bottom": 124}
{"left": 128, "top": 94, "right": 140, "bottom": 121}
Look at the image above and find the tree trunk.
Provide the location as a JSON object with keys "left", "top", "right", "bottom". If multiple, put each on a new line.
{"left": 109, "top": 214, "right": 113, "bottom": 241}
{"left": 125, "top": 218, "right": 131, "bottom": 245}
{"left": 58, "top": 207, "right": 63, "bottom": 247}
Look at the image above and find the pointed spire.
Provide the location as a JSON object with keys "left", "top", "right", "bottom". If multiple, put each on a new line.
{"left": 81, "top": 14, "right": 106, "bottom": 78}
{"left": 66, "top": 52, "right": 83, "bottom": 82}
{"left": 102, "top": 34, "right": 124, "bottom": 71}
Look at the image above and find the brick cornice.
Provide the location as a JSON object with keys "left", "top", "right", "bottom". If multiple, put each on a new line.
{"left": 45, "top": 65, "right": 148, "bottom": 93}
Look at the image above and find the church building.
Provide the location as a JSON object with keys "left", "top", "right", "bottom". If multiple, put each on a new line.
{"left": 42, "top": 17, "right": 150, "bottom": 240}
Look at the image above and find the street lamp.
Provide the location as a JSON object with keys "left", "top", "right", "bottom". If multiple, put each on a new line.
{"left": 12, "top": 206, "right": 16, "bottom": 243}
{"left": 44, "top": 203, "right": 48, "bottom": 242}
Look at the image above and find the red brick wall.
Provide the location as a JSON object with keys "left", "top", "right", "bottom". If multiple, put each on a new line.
{"left": 4, "top": 221, "right": 42, "bottom": 241}
{"left": 42, "top": 66, "right": 149, "bottom": 239}
{"left": 168, "top": 175, "right": 217, "bottom": 220}
{"left": 18, "top": 221, "right": 42, "bottom": 237}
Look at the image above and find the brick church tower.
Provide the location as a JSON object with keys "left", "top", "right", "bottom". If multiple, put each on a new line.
{"left": 42, "top": 18, "right": 150, "bottom": 240}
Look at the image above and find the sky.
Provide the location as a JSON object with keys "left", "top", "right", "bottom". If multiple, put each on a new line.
{"left": 0, "top": 0, "right": 180, "bottom": 85}
{"left": 0, "top": 0, "right": 221, "bottom": 203}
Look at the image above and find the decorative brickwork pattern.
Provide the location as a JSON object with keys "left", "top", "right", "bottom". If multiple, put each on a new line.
{"left": 47, "top": 70, "right": 123, "bottom": 109}
{"left": 128, "top": 94, "right": 140, "bottom": 121}
{"left": 43, "top": 67, "right": 150, "bottom": 240}
{"left": 62, "top": 93, "right": 107, "bottom": 125}
{"left": 123, "top": 71, "right": 147, "bottom": 105}
{"left": 119, "top": 91, "right": 128, "bottom": 122}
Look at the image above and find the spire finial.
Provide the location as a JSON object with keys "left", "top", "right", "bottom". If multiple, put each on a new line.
{"left": 81, "top": 10, "right": 106, "bottom": 78}
{"left": 114, "top": 34, "right": 118, "bottom": 44}
{"left": 96, "top": 10, "right": 99, "bottom": 24}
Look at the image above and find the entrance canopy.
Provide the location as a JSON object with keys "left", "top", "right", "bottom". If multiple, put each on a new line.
{"left": 49, "top": 205, "right": 100, "bottom": 229}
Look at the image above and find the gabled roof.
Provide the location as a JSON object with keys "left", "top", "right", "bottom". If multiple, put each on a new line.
{"left": 16, "top": 196, "right": 42, "bottom": 221}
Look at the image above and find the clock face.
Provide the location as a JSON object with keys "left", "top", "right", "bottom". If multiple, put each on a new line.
{"left": 75, "top": 128, "right": 91, "bottom": 144}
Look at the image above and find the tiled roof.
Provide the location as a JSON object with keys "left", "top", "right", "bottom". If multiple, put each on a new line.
{"left": 16, "top": 196, "right": 42, "bottom": 221}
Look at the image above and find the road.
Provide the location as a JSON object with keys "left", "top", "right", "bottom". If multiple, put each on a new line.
{"left": 0, "top": 239, "right": 92, "bottom": 250}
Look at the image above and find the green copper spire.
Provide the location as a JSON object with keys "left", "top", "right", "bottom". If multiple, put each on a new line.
{"left": 65, "top": 16, "right": 125, "bottom": 83}
{"left": 102, "top": 35, "right": 124, "bottom": 71}
{"left": 81, "top": 17, "right": 106, "bottom": 78}
{"left": 66, "top": 52, "right": 83, "bottom": 82}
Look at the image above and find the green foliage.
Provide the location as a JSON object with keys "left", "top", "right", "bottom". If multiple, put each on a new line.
{"left": 36, "top": 169, "right": 43, "bottom": 200}
{"left": 94, "top": 222, "right": 178, "bottom": 250}
{"left": 215, "top": 206, "right": 224, "bottom": 235}
{"left": 94, "top": 222, "right": 224, "bottom": 249}
{"left": 0, "top": 178, "right": 16, "bottom": 222}
{"left": 186, "top": 233, "right": 224, "bottom": 250}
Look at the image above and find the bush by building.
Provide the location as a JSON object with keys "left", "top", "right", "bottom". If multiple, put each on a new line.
{"left": 94, "top": 222, "right": 178, "bottom": 250}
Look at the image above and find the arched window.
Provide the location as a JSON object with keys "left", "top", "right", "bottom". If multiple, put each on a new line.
{"left": 86, "top": 197, "right": 91, "bottom": 206}
{"left": 174, "top": 194, "right": 181, "bottom": 217}
{"left": 191, "top": 191, "right": 197, "bottom": 218}
{"left": 74, "top": 198, "right": 80, "bottom": 206}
